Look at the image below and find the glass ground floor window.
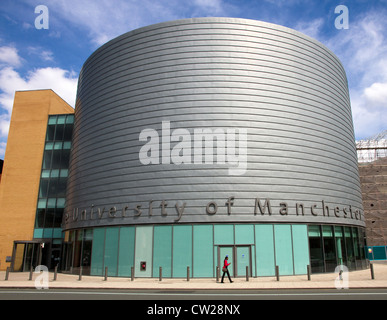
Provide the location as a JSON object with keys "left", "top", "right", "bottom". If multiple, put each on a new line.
{"left": 62, "top": 223, "right": 367, "bottom": 278}
{"left": 308, "top": 225, "right": 367, "bottom": 273}
{"left": 11, "top": 240, "right": 62, "bottom": 272}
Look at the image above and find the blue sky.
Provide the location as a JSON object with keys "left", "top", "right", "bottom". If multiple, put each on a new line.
{"left": 1, "top": 0, "right": 386, "bottom": 158}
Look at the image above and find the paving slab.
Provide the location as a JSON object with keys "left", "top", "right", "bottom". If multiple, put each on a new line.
{"left": 1, "top": 262, "right": 386, "bottom": 290}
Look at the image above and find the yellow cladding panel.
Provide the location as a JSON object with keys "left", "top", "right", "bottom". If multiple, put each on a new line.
{"left": 0, "top": 90, "right": 74, "bottom": 270}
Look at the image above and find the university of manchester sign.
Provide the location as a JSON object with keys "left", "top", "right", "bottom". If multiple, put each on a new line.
{"left": 65, "top": 196, "right": 363, "bottom": 226}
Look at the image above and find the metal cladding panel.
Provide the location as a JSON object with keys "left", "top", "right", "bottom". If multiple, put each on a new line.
{"left": 64, "top": 18, "right": 364, "bottom": 230}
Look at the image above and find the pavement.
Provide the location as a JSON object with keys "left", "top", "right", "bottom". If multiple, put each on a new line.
{"left": 1, "top": 261, "right": 386, "bottom": 290}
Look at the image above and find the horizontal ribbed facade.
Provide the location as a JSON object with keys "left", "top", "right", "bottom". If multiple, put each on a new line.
{"left": 64, "top": 17, "right": 364, "bottom": 230}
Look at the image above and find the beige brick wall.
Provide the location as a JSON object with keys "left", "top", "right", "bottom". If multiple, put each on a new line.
{"left": 0, "top": 90, "right": 74, "bottom": 270}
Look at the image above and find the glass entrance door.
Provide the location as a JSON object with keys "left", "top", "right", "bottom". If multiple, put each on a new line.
{"left": 236, "top": 246, "right": 251, "bottom": 277}
{"left": 12, "top": 241, "right": 43, "bottom": 272}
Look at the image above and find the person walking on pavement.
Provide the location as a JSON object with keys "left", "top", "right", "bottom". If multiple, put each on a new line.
{"left": 221, "top": 255, "right": 233, "bottom": 283}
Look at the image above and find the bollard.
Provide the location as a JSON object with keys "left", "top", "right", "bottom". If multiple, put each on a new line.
{"left": 307, "top": 265, "right": 311, "bottom": 281}
{"left": 78, "top": 266, "right": 82, "bottom": 281}
{"left": 370, "top": 263, "right": 375, "bottom": 280}
{"left": 131, "top": 266, "right": 134, "bottom": 281}
{"left": 29, "top": 266, "right": 33, "bottom": 281}
{"left": 104, "top": 267, "right": 108, "bottom": 281}
{"left": 53, "top": 265, "right": 58, "bottom": 281}
{"left": 5, "top": 267, "right": 10, "bottom": 281}
{"left": 187, "top": 266, "right": 190, "bottom": 281}
{"left": 275, "top": 265, "right": 280, "bottom": 281}
{"left": 159, "top": 267, "right": 162, "bottom": 281}
{"left": 246, "top": 266, "right": 249, "bottom": 281}
{"left": 216, "top": 266, "right": 220, "bottom": 282}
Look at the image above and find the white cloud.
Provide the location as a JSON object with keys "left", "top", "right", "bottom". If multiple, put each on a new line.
{"left": 0, "top": 66, "right": 77, "bottom": 112}
{"left": 322, "top": 10, "right": 387, "bottom": 139}
{"left": 0, "top": 64, "right": 78, "bottom": 159}
{"left": 326, "top": 11, "right": 387, "bottom": 83}
{"left": 22, "top": 0, "right": 232, "bottom": 46}
{"left": 0, "top": 114, "right": 10, "bottom": 137}
{"left": 0, "top": 141, "right": 6, "bottom": 159}
{"left": 26, "top": 0, "right": 167, "bottom": 46}
{"left": 350, "top": 89, "right": 386, "bottom": 139}
{"left": 0, "top": 46, "right": 22, "bottom": 68}
{"left": 352, "top": 80, "right": 387, "bottom": 139}
{"left": 22, "top": 22, "right": 33, "bottom": 30}
{"left": 363, "top": 82, "right": 387, "bottom": 106}
{"left": 294, "top": 18, "right": 324, "bottom": 40}
{"left": 193, "top": 0, "right": 224, "bottom": 15}
{"left": 27, "top": 46, "right": 54, "bottom": 62}
{"left": 0, "top": 40, "right": 77, "bottom": 119}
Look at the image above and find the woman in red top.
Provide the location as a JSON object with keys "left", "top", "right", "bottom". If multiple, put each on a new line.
{"left": 221, "top": 255, "right": 233, "bottom": 283}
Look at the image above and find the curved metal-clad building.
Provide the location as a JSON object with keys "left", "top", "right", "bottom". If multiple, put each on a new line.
{"left": 62, "top": 18, "right": 366, "bottom": 277}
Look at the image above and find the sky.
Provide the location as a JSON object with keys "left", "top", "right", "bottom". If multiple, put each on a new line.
{"left": 0, "top": 0, "right": 386, "bottom": 158}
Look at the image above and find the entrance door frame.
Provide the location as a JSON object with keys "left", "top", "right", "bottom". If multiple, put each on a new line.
{"left": 217, "top": 245, "right": 252, "bottom": 277}
{"left": 11, "top": 240, "right": 45, "bottom": 272}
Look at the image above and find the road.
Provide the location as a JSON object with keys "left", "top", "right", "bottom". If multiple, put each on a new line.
{"left": 0, "top": 288, "right": 386, "bottom": 300}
